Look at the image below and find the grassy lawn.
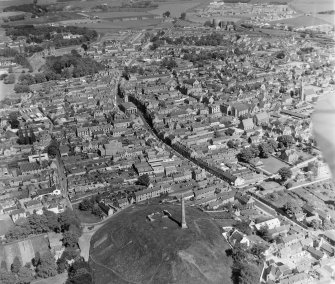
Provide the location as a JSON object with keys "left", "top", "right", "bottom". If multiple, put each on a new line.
{"left": 260, "top": 156, "right": 288, "bottom": 174}
{"left": 74, "top": 205, "right": 101, "bottom": 224}
{"left": 264, "top": 190, "right": 304, "bottom": 208}
{"left": 90, "top": 204, "right": 233, "bottom": 284}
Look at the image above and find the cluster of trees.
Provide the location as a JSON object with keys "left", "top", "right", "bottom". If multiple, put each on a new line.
{"left": 3, "top": 3, "right": 47, "bottom": 15}
{"left": 17, "top": 128, "right": 36, "bottom": 145}
{"left": 6, "top": 25, "right": 98, "bottom": 46}
{"left": 122, "top": 65, "right": 145, "bottom": 78}
{"left": 283, "top": 201, "right": 302, "bottom": 217}
{"left": 137, "top": 173, "right": 151, "bottom": 187}
{"left": 45, "top": 51, "right": 104, "bottom": 79}
{"left": 183, "top": 50, "right": 227, "bottom": 64}
{"left": 277, "top": 135, "right": 295, "bottom": 148}
{"left": 239, "top": 135, "right": 296, "bottom": 163}
{"left": 14, "top": 84, "right": 31, "bottom": 93}
{"left": 66, "top": 259, "right": 93, "bottom": 284}
{"left": 5, "top": 209, "right": 81, "bottom": 243}
{"left": 14, "top": 54, "right": 33, "bottom": 70}
{"left": 17, "top": 72, "right": 63, "bottom": 86}
{"left": 164, "top": 33, "right": 229, "bottom": 46}
{"left": 33, "top": 251, "right": 58, "bottom": 279}
{"left": 163, "top": 11, "right": 171, "bottom": 18}
{"left": 297, "top": 47, "right": 314, "bottom": 55}
{"left": 229, "top": 243, "right": 264, "bottom": 284}
{"left": 8, "top": 112, "right": 20, "bottom": 129}
{"left": 78, "top": 196, "right": 103, "bottom": 218}
{"left": 47, "top": 138, "right": 60, "bottom": 157}
{"left": 160, "top": 57, "right": 178, "bottom": 70}
{"left": 278, "top": 167, "right": 293, "bottom": 181}
{"left": 25, "top": 45, "right": 44, "bottom": 54}
{"left": 0, "top": 257, "right": 34, "bottom": 284}
{"left": 1, "top": 74, "right": 16, "bottom": 84}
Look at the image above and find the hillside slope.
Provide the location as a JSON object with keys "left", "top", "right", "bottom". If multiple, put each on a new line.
{"left": 90, "top": 204, "right": 233, "bottom": 284}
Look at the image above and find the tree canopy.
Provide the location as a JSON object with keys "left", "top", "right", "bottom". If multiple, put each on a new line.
{"left": 278, "top": 167, "right": 292, "bottom": 181}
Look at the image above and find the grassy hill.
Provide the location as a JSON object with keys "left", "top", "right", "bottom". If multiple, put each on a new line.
{"left": 90, "top": 204, "right": 233, "bottom": 284}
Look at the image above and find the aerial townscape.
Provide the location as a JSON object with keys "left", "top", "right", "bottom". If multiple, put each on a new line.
{"left": 0, "top": 0, "right": 334, "bottom": 283}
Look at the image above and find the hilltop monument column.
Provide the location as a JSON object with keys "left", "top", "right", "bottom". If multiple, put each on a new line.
{"left": 181, "top": 194, "right": 187, "bottom": 229}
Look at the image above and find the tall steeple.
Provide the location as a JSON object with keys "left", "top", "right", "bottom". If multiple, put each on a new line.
{"left": 181, "top": 194, "right": 187, "bottom": 229}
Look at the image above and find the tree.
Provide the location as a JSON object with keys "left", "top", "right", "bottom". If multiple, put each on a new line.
{"left": 34, "top": 73, "right": 46, "bottom": 84}
{"left": 231, "top": 243, "right": 248, "bottom": 263}
{"left": 137, "top": 174, "right": 150, "bottom": 187}
{"left": 59, "top": 209, "right": 81, "bottom": 232}
{"left": 47, "top": 139, "right": 59, "bottom": 157}
{"left": 284, "top": 201, "right": 302, "bottom": 216}
{"left": 62, "top": 231, "right": 79, "bottom": 248}
{"left": 67, "top": 259, "right": 92, "bottom": 284}
{"left": 278, "top": 167, "right": 292, "bottom": 181}
{"left": 180, "top": 12, "right": 186, "bottom": 20}
{"left": 163, "top": 11, "right": 170, "bottom": 17}
{"left": 79, "top": 198, "right": 94, "bottom": 211}
{"left": 24, "top": 128, "right": 30, "bottom": 145}
{"left": 14, "top": 84, "right": 30, "bottom": 93}
{"left": 257, "top": 226, "right": 271, "bottom": 242}
{"left": 11, "top": 256, "right": 22, "bottom": 273}
{"left": 44, "top": 210, "right": 60, "bottom": 232}
{"left": 29, "top": 128, "right": 36, "bottom": 144}
{"left": 277, "top": 135, "right": 295, "bottom": 148}
{"left": 32, "top": 252, "right": 41, "bottom": 267}
{"left": 91, "top": 205, "right": 103, "bottom": 218}
{"left": 235, "top": 221, "right": 252, "bottom": 235}
{"left": 36, "top": 252, "right": 57, "bottom": 278}
{"left": 250, "top": 243, "right": 267, "bottom": 260}
{"left": 0, "top": 270, "right": 16, "bottom": 284}
{"left": 238, "top": 263, "right": 260, "bottom": 284}
{"left": 9, "top": 116, "right": 20, "bottom": 129}
{"left": 309, "top": 219, "right": 320, "bottom": 230}
{"left": 239, "top": 148, "right": 255, "bottom": 163}
{"left": 17, "top": 266, "right": 34, "bottom": 284}
{"left": 204, "top": 20, "right": 212, "bottom": 27}
{"left": 259, "top": 143, "right": 272, "bottom": 158}
{"left": 4, "top": 74, "right": 15, "bottom": 84}
{"left": 1, "top": 261, "right": 7, "bottom": 271}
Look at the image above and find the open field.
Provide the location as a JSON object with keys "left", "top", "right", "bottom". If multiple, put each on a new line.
{"left": 75, "top": 19, "right": 162, "bottom": 31}
{"left": 0, "top": 234, "right": 50, "bottom": 270}
{"left": 271, "top": 15, "right": 331, "bottom": 27}
{"left": 259, "top": 156, "right": 288, "bottom": 174}
{"left": 148, "top": 1, "right": 203, "bottom": 17}
{"left": 289, "top": 0, "right": 335, "bottom": 25}
{"left": 90, "top": 204, "right": 233, "bottom": 284}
